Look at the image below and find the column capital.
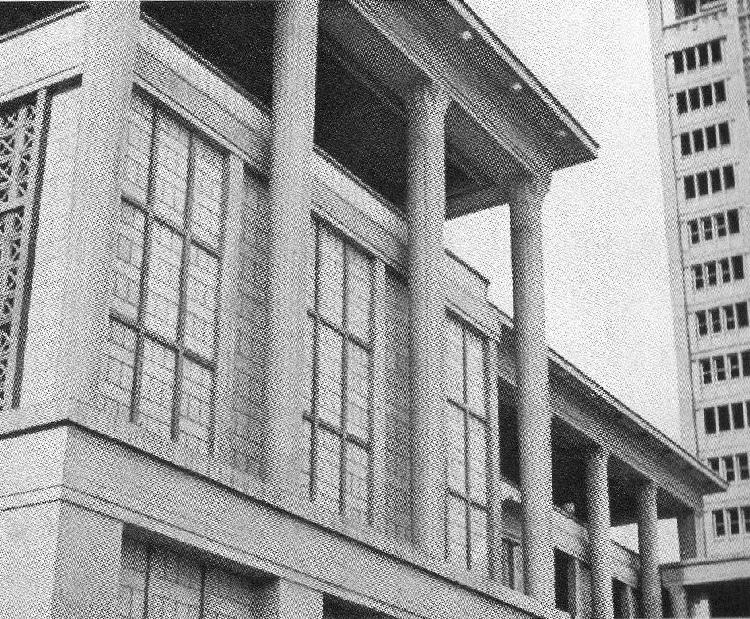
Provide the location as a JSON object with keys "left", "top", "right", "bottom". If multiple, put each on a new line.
{"left": 509, "top": 172, "right": 551, "bottom": 234}
{"left": 405, "top": 79, "right": 451, "bottom": 120}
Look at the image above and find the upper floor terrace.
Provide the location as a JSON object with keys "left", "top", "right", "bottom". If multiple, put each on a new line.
{"left": 0, "top": 3, "right": 726, "bottom": 618}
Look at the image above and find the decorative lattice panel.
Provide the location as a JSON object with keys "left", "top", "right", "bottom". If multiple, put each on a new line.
{"left": 0, "top": 95, "right": 42, "bottom": 410}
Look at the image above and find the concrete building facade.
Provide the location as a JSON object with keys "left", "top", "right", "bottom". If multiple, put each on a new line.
{"left": 648, "top": 0, "right": 750, "bottom": 615}
{"left": 0, "top": 3, "right": 724, "bottom": 618}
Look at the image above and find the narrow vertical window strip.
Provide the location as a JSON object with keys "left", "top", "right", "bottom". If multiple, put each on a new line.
{"left": 305, "top": 220, "right": 374, "bottom": 524}
{"left": 102, "top": 90, "right": 225, "bottom": 456}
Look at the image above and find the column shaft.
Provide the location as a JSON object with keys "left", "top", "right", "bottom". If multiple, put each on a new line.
{"left": 668, "top": 585, "right": 689, "bottom": 619}
{"left": 406, "top": 81, "right": 450, "bottom": 556}
{"left": 0, "top": 501, "right": 123, "bottom": 617}
{"left": 676, "top": 511, "right": 705, "bottom": 560}
{"left": 265, "top": 0, "right": 319, "bottom": 489}
{"left": 509, "top": 175, "right": 553, "bottom": 604}
{"left": 586, "top": 447, "right": 614, "bottom": 619}
{"left": 637, "top": 481, "right": 663, "bottom": 618}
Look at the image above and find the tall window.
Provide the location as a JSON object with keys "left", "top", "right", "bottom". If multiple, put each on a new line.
{"left": 100, "top": 91, "right": 226, "bottom": 455}
{"left": 304, "top": 222, "right": 374, "bottom": 524}
{"left": 0, "top": 94, "right": 43, "bottom": 409}
{"left": 445, "top": 316, "right": 490, "bottom": 576}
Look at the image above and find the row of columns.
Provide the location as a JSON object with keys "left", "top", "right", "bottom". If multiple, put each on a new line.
{"left": 266, "top": 2, "right": 672, "bottom": 617}
{"left": 64, "top": 2, "right": 674, "bottom": 618}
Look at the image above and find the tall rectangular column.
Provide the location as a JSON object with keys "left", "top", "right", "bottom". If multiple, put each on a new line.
{"left": 637, "top": 481, "right": 663, "bottom": 618}
{"left": 405, "top": 81, "right": 450, "bottom": 557}
{"left": 509, "top": 174, "right": 553, "bottom": 605}
{"left": 585, "top": 447, "right": 614, "bottom": 619}
{"left": 0, "top": 501, "right": 123, "bottom": 617}
{"left": 20, "top": 2, "right": 140, "bottom": 418}
{"left": 265, "top": 0, "right": 320, "bottom": 490}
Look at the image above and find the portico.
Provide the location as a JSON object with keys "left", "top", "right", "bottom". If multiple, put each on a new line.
{"left": 0, "top": 2, "right": 727, "bottom": 619}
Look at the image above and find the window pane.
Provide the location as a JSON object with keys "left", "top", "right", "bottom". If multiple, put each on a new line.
{"left": 729, "top": 507, "right": 740, "bottom": 534}
{"left": 185, "top": 245, "right": 218, "bottom": 359}
{"left": 179, "top": 358, "right": 212, "bottom": 452}
{"left": 447, "top": 494, "right": 468, "bottom": 569}
{"left": 316, "top": 226, "right": 344, "bottom": 325}
{"left": 718, "top": 122, "right": 730, "bottom": 146}
{"left": 711, "top": 39, "right": 722, "bottom": 63}
{"left": 706, "top": 124, "right": 717, "bottom": 149}
{"left": 315, "top": 324, "right": 343, "bottom": 429}
{"left": 718, "top": 405, "right": 731, "bottom": 431}
{"left": 446, "top": 319, "right": 464, "bottom": 403}
{"left": 112, "top": 202, "right": 145, "bottom": 322}
{"left": 728, "top": 209, "right": 740, "bottom": 234}
{"left": 714, "top": 80, "right": 726, "bottom": 103}
{"left": 673, "top": 52, "right": 684, "bottom": 74}
{"left": 345, "top": 342, "right": 370, "bottom": 441}
{"left": 737, "top": 302, "right": 749, "bottom": 327}
{"left": 144, "top": 222, "right": 183, "bottom": 341}
{"left": 100, "top": 320, "right": 137, "bottom": 419}
{"left": 316, "top": 428, "right": 341, "bottom": 514}
{"left": 447, "top": 403, "right": 466, "bottom": 494}
{"left": 345, "top": 246, "right": 372, "bottom": 341}
{"left": 676, "top": 91, "right": 688, "bottom": 114}
{"left": 684, "top": 176, "right": 696, "bottom": 199}
{"left": 680, "top": 133, "right": 691, "bottom": 156}
{"left": 152, "top": 114, "right": 189, "bottom": 227}
{"left": 704, "top": 407, "right": 716, "bottom": 434}
{"left": 470, "top": 506, "right": 489, "bottom": 576}
{"left": 692, "top": 129, "right": 704, "bottom": 152}
{"left": 190, "top": 138, "right": 224, "bottom": 247}
{"left": 465, "top": 330, "right": 485, "bottom": 412}
{"left": 468, "top": 416, "right": 487, "bottom": 504}
{"left": 714, "top": 510, "right": 725, "bottom": 536}
{"left": 685, "top": 47, "right": 696, "bottom": 70}
{"left": 138, "top": 337, "right": 176, "bottom": 440}
{"left": 124, "top": 93, "right": 153, "bottom": 203}
{"left": 732, "top": 402, "right": 745, "bottom": 429}
{"left": 344, "top": 442, "right": 369, "bottom": 524}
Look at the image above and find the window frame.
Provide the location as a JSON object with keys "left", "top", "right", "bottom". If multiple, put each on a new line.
{"left": 304, "top": 220, "right": 375, "bottom": 524}
{"left": 104, "top": 92, "right": 227, "bottom": 449}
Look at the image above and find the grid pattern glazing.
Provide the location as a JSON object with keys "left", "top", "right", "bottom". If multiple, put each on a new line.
{"left": 304, "top": 221, "right": 374, "bottom": 524}
{"left": 0, "top": 96, "right": 42, "bottom": 409}
{"left": 445, "top": 316, "right": 490, "bottom": 576}
{"left": 101, "top": 91, "right": 226, "bottom": 454}
{"left": 118, "top": 538, "right": 259, "bottom": 619}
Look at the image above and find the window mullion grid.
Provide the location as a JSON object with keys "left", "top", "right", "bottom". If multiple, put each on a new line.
{"left": 307, "top": 224, "right": 322, "bottom": 502}
{"left": 364, "top": 258, "right": 375, "bottom": 525}
{"left": 128, "top": 104, "right": 161, "bottom": 424}
{"left": 205, "top": 153, "right": 226, "bottom": 453}
{"left": 461, "top": 328, "right": 472, "bottom": 571}
{"left": 338, "top": 243, "right": 350, "bottom": 518}
{"left": 170, "top": 132, "right": 195, "bottom": 442}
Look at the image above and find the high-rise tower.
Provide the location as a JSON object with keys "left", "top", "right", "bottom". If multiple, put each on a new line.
{"left": 649, "top": 0, "right": 750, "bottom": 614}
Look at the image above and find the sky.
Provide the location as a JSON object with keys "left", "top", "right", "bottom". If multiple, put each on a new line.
{"left": 446, "top": 3, "right": 681, "bottom": 555}
{"left": 447, "top": 2, "right": 680, "bottom": 440}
